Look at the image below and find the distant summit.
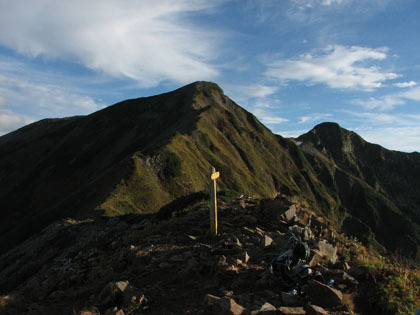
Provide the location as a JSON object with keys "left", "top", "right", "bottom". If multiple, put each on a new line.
{"left": 298, "top": 122, "right": 420, "bottom": 256}
{"left": 0, "top": 82, "right": 419, "bottom": 257}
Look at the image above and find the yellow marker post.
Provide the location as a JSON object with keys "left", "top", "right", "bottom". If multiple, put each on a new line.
{"left": 209, "top": 167, "right": 220, "bottom": 235}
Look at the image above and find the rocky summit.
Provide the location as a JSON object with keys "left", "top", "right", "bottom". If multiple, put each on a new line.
{"left": 0, "top": 194, "right": 372, "bottom": 314}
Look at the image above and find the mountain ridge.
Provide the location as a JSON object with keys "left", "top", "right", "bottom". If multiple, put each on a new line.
{"left": 0, "top": 81, "right": 419, "bottom": 258}
{"left": 297, "top": 122, "right": 420, "bottom": 255}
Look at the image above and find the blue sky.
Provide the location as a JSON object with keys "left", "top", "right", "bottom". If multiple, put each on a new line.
{"left": 0, "top": 0, "right": 419, "bottom": 152}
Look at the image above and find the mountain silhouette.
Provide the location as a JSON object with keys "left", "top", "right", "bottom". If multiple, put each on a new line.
{"left": 297, "top": 122, "right": 420, "bottom": 256}
{"left": 0, "top": 82, "right": 419, "bottom": 257}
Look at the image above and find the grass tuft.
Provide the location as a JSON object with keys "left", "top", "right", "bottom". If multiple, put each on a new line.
{"left": 356, "top": 253, "right": 420, "bottom": 315}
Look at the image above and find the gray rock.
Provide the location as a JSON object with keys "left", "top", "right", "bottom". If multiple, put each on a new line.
{"left": 282, "top": 205, "right": 297, "bottom": 223}
{"left": 341, "top": 271, "right": 359, "bottom": 286}
{"left": 204, "top": 294, "right": 247, "bottom": 315}
{"left": 306, "top": 304, "right": 329, "bottom": 315}
{"left": 304, "top": 279, "right": 343, "bottom": 308}
{"left": 236, "top": 251, "right": 250, "bottom": 264}
{"left": 314, "top": 240, "right": 337, "bottom": 264}
{"left": 288, "top": 225, "right": 313, "bottom": 241}
{"left": 281, "top": 291, "right": 301, "bottom": 305}
{"left": 257, "top": 302, "right": 277, "bottom": 314}
{"left": 308, "top": 249, "right": 323, "bottom": 267}
{"left": 229, "top": 234, "right": 243, "bottom": 247}
{"left": 278, "top": 306, "right": 306, "bottom": 315}
{"left": 262, "top": 235, "right": 273, "bottom": 248}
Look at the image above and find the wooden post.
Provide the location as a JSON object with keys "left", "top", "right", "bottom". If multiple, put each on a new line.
{"left": 209, "top": 167, "right": 220, "bottom": 235}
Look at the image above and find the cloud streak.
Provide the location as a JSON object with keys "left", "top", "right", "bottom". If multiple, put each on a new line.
{"left": 252, "top": 108, "right": 288, "bottom": 125}
{"left": 357, "top": 125, "right": 420, "bottom": 152}
{"left": 244, "top": 85, "right": 279, "bottom": 98}
{"left": 352, "top": 86, "right": 420, "bottom": 111}
{"left": 0, "top": 107, "right": 34, "bottom": 136}
{"left": 0, "top": 0, "right": 221, "bottom": 87}
{"left": 342, "top": 110, "right": 420, "bottom": 151}
{"left": 299, "top": 113, "right": 332, "bottom": 123}
{"left": 394, "top": 81, "right": 417, "bottom": 88}
{"left": 0, "top": 74, "right": 104, "bottom": 118}
{"left": 264, "top": 45, "right": 399, "bottom": 90}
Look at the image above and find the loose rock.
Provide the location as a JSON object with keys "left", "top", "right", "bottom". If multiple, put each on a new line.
{"left": 304, "top": 279, "right": 343, "bottom": 308}
{"left": 314, "top": 240, "right": 337, "bottom": 264}
{"left": 278, "top": 306, "right": 306, "bottom": 315}
{"left": 282, "top": 205, "right": 297, "bottom": 223}
{"left": 262, "top": 235, "right": 273, "bottom": 248}
{"left": 204, "top": 294, "right": 247, "bottom": 315}
{"left": 306, "top": 304, "right": 329, "bottom": 315}
{"left": 281, "top": 291, "right": 301, "bottom": 306}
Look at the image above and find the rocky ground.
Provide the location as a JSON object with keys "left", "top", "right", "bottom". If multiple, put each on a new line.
{"left": 0, "top": 194, "right": 368, "bottom": 314}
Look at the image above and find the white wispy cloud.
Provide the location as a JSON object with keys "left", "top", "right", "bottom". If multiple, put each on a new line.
{"left": 0, "top": 74, "right": 104, "bottom": 118}
{"left": 356, "top": 126, "right": 420, "bottom": 152}
{"left": 394, "top": 81, "right": 417, "bottom": 88}
{"left": 342, "top": 110, "right": 420, "bottom": 152}
{"left": 264, "top": 45, "right": 399, "bottom": 90}
{"left": 299, "top": 113, "right": 332, "bottom": 123}
{"left": 0, "top": 107, "right": 34, "bottom": 136}
{"left": 352, "top": 85, "right": 420, "bottom": 111}
{"left": 224, "top": 83, "right": 279, "bottom": 101}
{"left": 351, "top": 96, "right": 405, "bottom": 111}
{"left": 0, "top": 96, "right": 6, "bottom": 107}
{"left": 320, "top": 0, "right": 345, "bottom": 5}
{"left": 252, "top": 108, "right": 288, "bottom": 124}
{"left": 0, "top": 0, "right": 221, "bottom": 87}
{"left": 275, "top": 129, "right": 309, "bottom": 138}
{"left": 244, "top": 85, "right": 279, "bottom": 98}
{"left": 344, "top": 110, "right": 413, "bottom": 124}
{"left": 400, "top": 85, "right": 420, "bottom": 101}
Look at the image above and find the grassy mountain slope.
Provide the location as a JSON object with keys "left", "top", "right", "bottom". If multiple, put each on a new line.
{"left": 0, "top": 82, "right": 207, "bottom": 254}
{"left": 0, "top": 82, "right": 419, "bottom": 258}
{"left": 297, "top": 123, "right": 420, "bottom": 256}
{"left": 99, "top": 82, "right": 337, "bottom": 218}
{"left": 0, "top": 82, "right": 332, "bottom": 255}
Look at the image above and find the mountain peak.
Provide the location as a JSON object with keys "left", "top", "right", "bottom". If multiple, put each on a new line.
{"left": 189, "top": 81, "right": 223, "bottom": 93}
{"left": 312, "top": 121, "right": 341, "bottom": 131}
{"left": 170, "top": 81, "right": 224, "bottom": 99}
{"left": 298, "top": 121, "right": 357, "bottom": 149}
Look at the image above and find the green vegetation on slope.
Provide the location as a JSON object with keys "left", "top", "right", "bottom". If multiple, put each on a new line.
{"left": 100, "top": 85, "right": 341, "bottom": 228}
{"left": 99, "top": 154, "right": 172, "bottom": 216}
{"left": 2, "top": 81, "right": 418, "bottom": 260}
{"left": 298, "top": 122, "right": 420, "bottom": 257}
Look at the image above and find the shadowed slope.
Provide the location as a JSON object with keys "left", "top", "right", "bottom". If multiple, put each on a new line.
{"left": 1, "top": 83, "right": 419, "bottom": 258}
{"left": 297, "top": 122, "right": 420, "bottom": 256}
{"left": 0, "top": 82, "right": 209, "bottom": 254}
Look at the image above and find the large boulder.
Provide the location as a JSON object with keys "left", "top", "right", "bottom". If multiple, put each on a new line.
{"left": 277, "top": 307, "right": 306, "bottom": 315}
{"left": 306, "top": 304, "right": 329, "bottom": 315}
{"left": 314, "top": 240, "right": 337, "bottom": 264}
{"left": 304, "top": 280, "right": 343, "bottom": 308}
{"left": 281, "top": 291, "right": 301, "bottom": 306}
{"left": 255, "top": 302, "right": 277, "bottom": 314}
{"left": 204, "top": 294, "right": 246, "bottom": 315}
{"left": 281, "top": 205, "right": 297, "bottom": 223}
{"left": 308, "top": 249, "right": 323, "bottom": 267}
